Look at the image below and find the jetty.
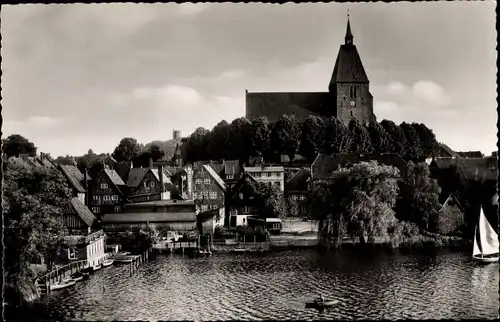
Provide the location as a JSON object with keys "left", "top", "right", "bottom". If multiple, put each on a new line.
{"left": 112, "top": 248, "right": 152, "bottom": 276}
{"left": 35, "top": 260, "right": 89, "bottom": 295}
{"left": 153, "top": 241, "right": 198, "bottom": 254}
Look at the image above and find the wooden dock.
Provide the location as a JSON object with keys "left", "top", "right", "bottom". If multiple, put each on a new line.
{"left": 153, "top": 241, "right": 198, "bottom": 254}
{"left": 35, "top": 259, "right": 89, "bottom": 295}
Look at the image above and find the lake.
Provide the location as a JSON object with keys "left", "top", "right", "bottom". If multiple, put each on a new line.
{"left": 8, "top": 248, "right": 499, "bottom": 320}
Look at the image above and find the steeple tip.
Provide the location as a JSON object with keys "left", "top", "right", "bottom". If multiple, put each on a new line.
{"left": 345, "top": 10, "right": 353, "bottom": 45}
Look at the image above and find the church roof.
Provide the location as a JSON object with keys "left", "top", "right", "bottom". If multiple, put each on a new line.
{"left": 245, "top": 91, "right": 334, "bottom": 124}
{"left": 329, "top": 19, "right": 369, "bottom": 87}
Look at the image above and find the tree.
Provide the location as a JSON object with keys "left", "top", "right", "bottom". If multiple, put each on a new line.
{"left": 249, "top": 116, "right": 271, "bottom": 157}
{"left": 308, "top": 161, "right": 400, "bottom": 247}
{"left": 2, "top": 134, "right": 37, "bottom": 158}
{"left": 400, "top": 122, "right": 423, "bottom": 162}
{"left": 321, "top": 117, "right": 352, "bottom": 154}
{"left": 412, "top": 123, "right": 440, "bottom": 159}
{"left": 185, "top": 127, "right": 211, "bottom": 162}
{"left": 55, "top": 155, "right": 76, "bottom": 166}
{"left": 228, "top": 117, "right": 253, "bottom": 162}
{"left": 348, "top": 120, "right": 373, "bottom": 154}
{"left": 208, "top": 120, "right": 231, "bottom": 161}
{"left": 367, "top": 121, "right": 392, "bottom": 153}
{"left": 148, "top": 144, "right": 165, "bottom": 162}
{"left": 254, "top": 182, "right": 289, "bottom": 219}
{"left": 133, "top": 150, "right": 154, "bottom": 168}
{"left": 397, "top": 162, "right": 441, "bottom": 232}
{"left": 270, "top": 114, "right": 301, "bottom": 162}
{"left": 299, "top": 115, "right": 325, "bottom": 161}
{"left": 3, "top": 159, "right": 72, "bottom": 303}
{"left": 112, "top": 137, "right": 142, "bottom": 162}
{"left": 380, "top": 120, "right": 407, "bottom": 156}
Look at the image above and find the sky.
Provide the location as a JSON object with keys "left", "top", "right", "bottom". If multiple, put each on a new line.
{"left": 2, "top": 2, "right": 497, "bottom": 157}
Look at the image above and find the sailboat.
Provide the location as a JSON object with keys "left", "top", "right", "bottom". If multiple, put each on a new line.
{"left": 472, "top": 206, "right": 499, "bottom": 264}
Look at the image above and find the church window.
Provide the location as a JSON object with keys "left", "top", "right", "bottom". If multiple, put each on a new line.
{"left": 350, "top": 111, "right": 353, "bottom": 117}
{"left": 349, "top": 86, "right": 357, "bottom": 99}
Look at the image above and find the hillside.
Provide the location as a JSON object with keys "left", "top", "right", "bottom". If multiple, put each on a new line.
{"left": 143, "top": 139, "right": 183, "bottom": 160}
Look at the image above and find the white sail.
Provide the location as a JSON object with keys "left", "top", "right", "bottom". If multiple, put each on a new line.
{"left": 478, "top": 206, "right": 499, "bottom": 256}
{"left": 472, "top": 225, "right": 482, "bottom": 257}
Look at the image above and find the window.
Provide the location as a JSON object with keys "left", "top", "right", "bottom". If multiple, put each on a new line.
{"left": 299, "top": 195, "right": 306, "bottom": 201}
{"left": 100, "top": 183, "right": 108, "bottom": 189}
{"left": 292, "top": 195, "right": 298, "bottom": 201}
{"left": 93, "top": 195, "right": 101, "bottom": 201}
{"left": 201, "top": 204, "right": 208, "bottom": 212}
{"left": 350, "top": 111, "right": 353, "bottom": 117}
{"left": 253, "top": 172, "right": 261, "bottom": 178}
{"left": 349, "top": 86, "right": 357, "bottom": 99}
{"left": 114, "top": 206, "right": 121, "bottom": 213}
{"left": 226, "top": 174, "right": 234, "bottom": 179}
{"left": 103, "top": 195, "right": 110, "bottom": 201}
{"left": 196, "top": 179, "right": 202, "bottom": 185}
{"left": 68, "top": 249, "right": 77, "bottom": 259}
{"left": 92, "top": 207, "right": 100, "bottom": 213}
{"left": 267, "top": 172, "right": 272, "bottom": 177}
{"left": 150, "top": 181, "right": 156, "bottom": 188}
{"left": 210, "top": 192, "right": 217, "bottom": 199}
{"left": 239, "top": 193, "right": 244, "bottom": 200}
{"left": 204, "top": 178, "right": 211, "bottom": 185}
{"left": 272, "top": 223, "right": 280, "bottom": 230}
{"left": 243, "top": 206, "right": 250, "bottom": 213}
{"left": 112, "top": 195, "right": 118, "bottom": 201}
{"left": 202, "top": 191, "right": 208, "bottom": 198}
{"left": 276, "top": 172, "right": 281, "bottom": 177}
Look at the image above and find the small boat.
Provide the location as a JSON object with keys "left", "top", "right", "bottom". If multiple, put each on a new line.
{"left": 114, "top": 257, "right": 133, "bottom": 264}
{"left": 102, "top": 259, "right": 114, "bottom": 268}
{"left": 305, "top": 298, "right": 338, "bottom": 309}
{"left": 233, "top": 248, "right": 246, "bottom": 253}
{"left": 115, "top": 251, "right": 130, "bottom": 257}
{"left": 50, "top": 279, "right": 76, "bottom": 291}
{"left": 71, "top": 271, "right": 89, "bottom": 281}
{"left": 472, "top": 205, "right": 499, "bottom": 264}
{"left": 92, "top": 263, "right": 102, "bottom": 271}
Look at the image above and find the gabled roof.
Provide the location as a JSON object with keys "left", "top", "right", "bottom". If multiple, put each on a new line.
{"left": 441, "top": 193, "right": 464, "bottom": 212}
{"left": 59, "top": 164, "right": 87, "bottom": 193}
{"left": 457, "top": 151, "right": 484, "bottom": 158}
{"left": 203, "top": 164, "right": 226, "bottom": 192}
{"left": 104, "top": 169, "right": 126, "bottom": 186}
{"left": 285, "top": 168, "right": 311, "bottom": 193}
{"left": 68, "top": 197, "right": 96, "bottom": 227}
{"left": 455, "top": 157, "right": 497, "bottom": 182}
{"left": 431, "top": 157, "right": 456, "bottom": 170}
{"left": 164, "top": 165, "right": 185, "bottom": 177}
{"left": 102, "top": 212, "right": 196, "bottom": 223}
{"left": 115, "top": 162, "right": 132, "bottom": 183}
{"left": 126, "top": 168, "right": 150, "bottom": 187}
{"left": 437, "top": 143, "right": 459, "bottom": 158}
{"left": 151, "top": 168, "right": 177, "bottom": 192}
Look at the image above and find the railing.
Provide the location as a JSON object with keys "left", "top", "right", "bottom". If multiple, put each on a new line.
{"left": 35, "top": 259, "right": 89, "bottom": 286}
{"left": 85, "top": 230, "right": 104, "bottom": 244}
{"left": 153, "top": 241, "right": 198, "bottom": 250}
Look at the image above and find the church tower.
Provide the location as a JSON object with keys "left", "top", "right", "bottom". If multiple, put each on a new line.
{"left": 329, "top": 16, "right": 375, "bottom": 126}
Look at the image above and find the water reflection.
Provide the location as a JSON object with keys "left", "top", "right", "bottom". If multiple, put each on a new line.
{"left": 8, "top": 249, "right": 499, "bottom": 321}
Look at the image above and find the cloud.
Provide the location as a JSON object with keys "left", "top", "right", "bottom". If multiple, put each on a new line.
{"left": 386, "top": 82, "right": 409, "bottom": 95}
{"left": 411, "top": 80, "right": 452, "bottom": 107}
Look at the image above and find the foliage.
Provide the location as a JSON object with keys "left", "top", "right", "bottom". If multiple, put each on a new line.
{"left": 148, "top": 144, "right": 165, "bottom": 162}
{"left": 397, "top": 162, "right": 442, "bottom": 233}
{"left": 229, "top": 117, "right": 254, "bottom": 161}
{"left": 208, "top": 120, "right": 231, "bottom": 161}
{"left": 55, "top": 155, "right": 77, "bottom": 166}
{"left": 112, "top": 137, "right": 142, "bottom": 162}
{"left": 185, "top": 127, "right": 211, "bottom": 162}
{"left": 321, "top": 117, "right": 352, "bottom": 154}
{"left": 3, "top": 159, "right": 72, "bottom": 303}
{"left": 2, "top": 134, "right": 37, "bottom": 158}
{"left": 116, "top": 227, "right": 158, "bottom": 252}
{"left": 412, "top": 123, "right": 440, "bottom": 159}
{"left": 249, "top": 116, "right": 271, "bottom": 157}
{"left": 348, "top": 120, "right": 373, "bottom": 154}
{"left": 380, "top": 120, "right": 407, "bottom": 156}
{"left": 299, "top": 115, "right": 325, "bottom": 162}
{"left": 270, "top": 115, "right": 301, "bottom": 162}
{"left": 400, "top": 122, "right": 423, "bottom": 162}
{"left": 366, "top": 121, "right": 392, "bottom": 153}
{"left": 308, "top": 161, "right": 400, "bottom": 246}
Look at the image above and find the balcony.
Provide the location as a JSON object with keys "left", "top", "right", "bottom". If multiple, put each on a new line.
{"left": 85, "top": 230, "right": 105, "bottom": 244}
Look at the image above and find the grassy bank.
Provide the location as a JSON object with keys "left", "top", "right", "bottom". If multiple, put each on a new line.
{"left": 338, "top": 234, "right": 472, "bottom": 251}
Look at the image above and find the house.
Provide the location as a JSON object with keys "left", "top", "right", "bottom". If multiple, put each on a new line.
{"left": 58, "top": 164, "right": 91, "bottom": 205}
{"left": 247, "top": 217, "right": 283, "bottom": 235}
{"left": 19, "top": 152, "right": 57, "bottom": 169}
{"left": 222, "top": 160, "right": 241, "bottom": 191}
{"left": 101, "top": 199, "right": 198, "bottom": 233}
{"left": 243, "top": 165, "right": 285, "bottom": 192}
{"left": 61, "top": 197, "right": 106, "bottom": 268}
{"left": 226, "top": 173, "right": 260, "bottom": 227}
{"left": 434, "top": 193, "right": 465, "bottom": 234}
{"left": 124, "top": 165, "right": 178, "bottom": 203}
{"left": 284, "top": 168, "right": 311, "bottom": 217}
{"left": 311, "top": 153, "right": 407, "bottom": 183}
{"left": 90, "top": 168, "right": 127, "bottom": 216}
{"left": 197, "top": 208, "right": 225, "bottom": 236}
{"left": 165, "top": 165, "right": 193, "bottom": 198}
{"left": 192, "top": 164, "right": 227, "bottom": 214}
{"left": 434, "top": 143, "right": 460, "bottom": 158}
{"left": 457, "top": 151, "right": 484, "bottom": 159}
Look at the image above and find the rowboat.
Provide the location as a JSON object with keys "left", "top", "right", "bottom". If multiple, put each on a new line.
{"left": 305, "top": 298, "right": 338, "bottom": 309}
{"left": 50, "top": 278, "right": 76, "bottom": 291}
{"left": 472, "top": 206, "right": 499, "bottom": 264}
{"left": 113, "top": 257, "right": 133, "bottom": 264}
{"left": 102, "top": 259, "right": 114, "bottom": 268}
{"left": 71, "top": 271, "right": 89, "bottom": 281}
{"left": 92, "top": 263, "right": 102, "bottom": 271}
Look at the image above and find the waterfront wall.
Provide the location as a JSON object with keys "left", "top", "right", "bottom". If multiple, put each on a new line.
{"left": 281, "top": 218, "right": 318, "bottom": 233}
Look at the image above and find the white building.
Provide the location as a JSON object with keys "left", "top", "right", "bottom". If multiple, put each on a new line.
{"left": 243, "top": 165, "right": 285, "bottom": 192}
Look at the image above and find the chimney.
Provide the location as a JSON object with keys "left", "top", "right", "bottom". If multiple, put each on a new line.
{"left": 149, "top": 157, "right": 153, "bottom": 169}
{"left": 159, "top": 164, "right": 165, "bottom": 196}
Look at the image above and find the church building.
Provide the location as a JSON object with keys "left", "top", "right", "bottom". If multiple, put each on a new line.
{"left": 245, "top": 17, "right": 376, "bottom": 126}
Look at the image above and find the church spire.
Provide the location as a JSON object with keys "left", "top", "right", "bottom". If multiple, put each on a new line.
{"left": 345, "top": 11, "right": 353, "bottom": 45}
